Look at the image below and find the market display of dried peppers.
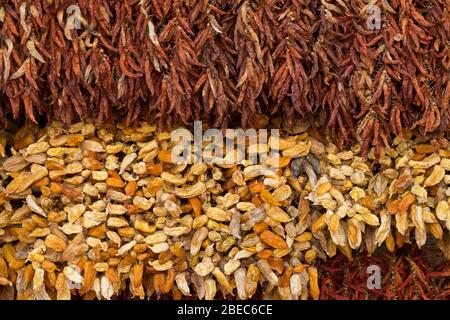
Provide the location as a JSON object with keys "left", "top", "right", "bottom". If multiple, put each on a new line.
{"left": 319, "top": 244, "right": 450, "bottom": 300}
{"left": 0, "top": 0, "right": 449, "bottom": 152}
{"left": 0, "top": 121, "right": 449, "bottom": 300}
{"left": 0, "top": 0, "right": 449, "bottom": 300}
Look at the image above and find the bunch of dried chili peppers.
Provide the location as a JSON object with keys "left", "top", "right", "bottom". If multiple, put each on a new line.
{"left": 319, "top": 244, "right": 450, "bottom": 300}
{"left": 0, "top": 0, "right": 449, "bottom": 301}
{"left": 0, "top": 0, "right": 449, "bottom": 154}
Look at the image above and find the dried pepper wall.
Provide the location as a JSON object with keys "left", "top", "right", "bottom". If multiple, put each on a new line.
{"left": 0, "top": 0, "right": 449, "bottom": 300}
{"left": 0, "top": 0, "right": 449, "bottom": 152}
